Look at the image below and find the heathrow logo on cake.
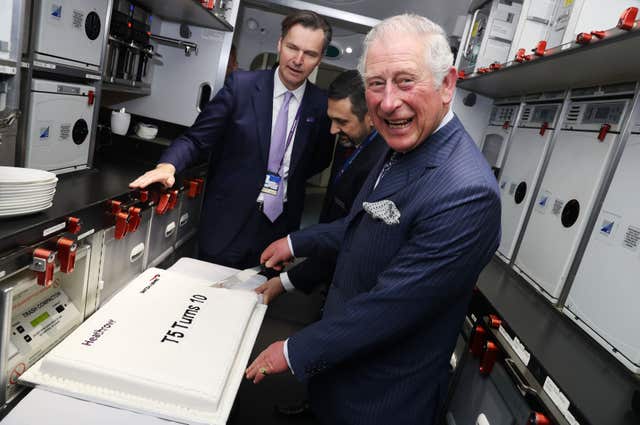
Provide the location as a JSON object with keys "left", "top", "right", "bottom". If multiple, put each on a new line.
{"left": 140, "top": 273, "right": 161, "bottom": 294}
{"left": 81, "top": 319, "right": 115, "bottom": 347}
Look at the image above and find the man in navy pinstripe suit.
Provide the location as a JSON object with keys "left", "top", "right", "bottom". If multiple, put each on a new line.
{"left": 247, "top": 14, "right": 501, "bottom": 425}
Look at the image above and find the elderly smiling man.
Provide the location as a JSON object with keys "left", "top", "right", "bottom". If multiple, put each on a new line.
{"left": 246, "top": 14, "right": 501, "bottom": 425}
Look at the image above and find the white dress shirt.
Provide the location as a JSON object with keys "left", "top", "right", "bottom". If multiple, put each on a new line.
{"left": 257, "top": 67, "right": 307, "bottom": 204}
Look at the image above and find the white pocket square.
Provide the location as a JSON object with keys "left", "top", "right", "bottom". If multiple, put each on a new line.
{"left": 363, "top": 200, "right": 401, "bottom": 225}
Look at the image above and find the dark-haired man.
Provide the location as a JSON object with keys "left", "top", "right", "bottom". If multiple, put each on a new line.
{"left": 255, "top": 69, "right": 386, "bottom": 303}
{"left": 130, "top": 10, "right": 334, "bottom": 269}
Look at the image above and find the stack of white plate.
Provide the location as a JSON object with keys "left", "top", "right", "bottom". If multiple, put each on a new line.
{"left": 0, "top": 167, "right": 58, "bottom": 218}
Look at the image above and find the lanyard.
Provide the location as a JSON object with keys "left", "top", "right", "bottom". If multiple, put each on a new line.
{"left": 273, "top": 105, "right": 302, "bottom": 175}
{"left": 332, "top": 130, "right": 378, "bottom": 185}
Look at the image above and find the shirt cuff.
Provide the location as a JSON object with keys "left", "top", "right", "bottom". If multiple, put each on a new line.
{"left": 284, "top": 339, "right": 294, "bottom": 374}
{"left": 287, "top": 235, "right": 295, "bottom": 257}
{"left": 280, "top": 272, "right": 295, "bottom": 292}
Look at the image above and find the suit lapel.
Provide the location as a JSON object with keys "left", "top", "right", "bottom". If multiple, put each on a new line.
{"left": 252, "top": 71, "right": 275, "bottom": 166}
{"left": 288, "top": 84, "right": 316, "bottom": 176}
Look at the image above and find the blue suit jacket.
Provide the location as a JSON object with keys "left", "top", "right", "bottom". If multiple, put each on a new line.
{"left": 288, "top": 133, "right": 387, "bottom": 293}
{"left": 287, "top": 116, "right": 501, "bottom": 425}
{"left": 159, "top": 70, "right": 332, "bottom": 257}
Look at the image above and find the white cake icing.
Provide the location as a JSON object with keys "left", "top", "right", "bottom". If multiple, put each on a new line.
{"left": 39, "top": 268, "right": 258, "bottom": 415}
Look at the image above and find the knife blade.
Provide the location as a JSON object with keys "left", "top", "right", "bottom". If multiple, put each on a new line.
{"left": 211, "top": 264, "right": 267, "bottom": 290}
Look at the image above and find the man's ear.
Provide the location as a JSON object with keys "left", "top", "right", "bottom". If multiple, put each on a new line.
{"left": 440, "top": 67, "right": 458, "bottom": 105}
{"left": 365, "top": 112, "right": 374, "bottom": 129}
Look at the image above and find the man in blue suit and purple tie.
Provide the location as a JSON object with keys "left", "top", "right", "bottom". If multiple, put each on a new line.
{"left": 246, "top": 14, "right": 501, "bottom": 425}
{"left": 130, "top": 11, "right": 334, "bottom": 269}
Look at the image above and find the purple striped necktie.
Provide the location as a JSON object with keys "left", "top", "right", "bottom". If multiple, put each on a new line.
{"left": 263, "top": 91, "right": 293, "bottom": 222}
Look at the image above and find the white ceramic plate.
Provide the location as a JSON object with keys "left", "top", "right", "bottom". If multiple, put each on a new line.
{"left": 0, "top": 188, "right": 56, "bottom": 198}
{"left": 0, "top": 195, "right": 55, "bottom": 208}
{"left": 0, "top": 183, "right": 57, "bottom": 193}
{"left": 0, "top": 202, "right": 53, "bottom": 217}
{"left": 0, "top": 167, "right": 57, "bottom": 184}
{"left": 0, "top": 198, "right": 52, "bottom": 210}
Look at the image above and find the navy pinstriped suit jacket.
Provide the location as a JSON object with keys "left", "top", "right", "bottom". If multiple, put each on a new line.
{"left": 287, "top": 115, "right": 501, "bottom": 425}
{"left": 159, "top": 70, "right": 332, "bottom": 259}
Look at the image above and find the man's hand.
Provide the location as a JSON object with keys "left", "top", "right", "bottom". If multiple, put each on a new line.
{"left": 245, "top": 340, "right": 288, "bottom": 384}
{"left": 255, "top": 276, "right": 285, "bottom": 304}
{"left": 260, "top": 237, "right": 293, "bottom": 270}
{"left": 129, "top": 163, "right": 176, "bottom": 189}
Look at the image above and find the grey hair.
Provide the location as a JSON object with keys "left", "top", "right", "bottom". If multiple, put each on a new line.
{"left": 357, "top": 14, "right": 454, "bottom": 88}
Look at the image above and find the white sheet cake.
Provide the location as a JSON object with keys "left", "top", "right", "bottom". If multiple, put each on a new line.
{"left": 25, "top": 267, "right": 263, "bottom": 424}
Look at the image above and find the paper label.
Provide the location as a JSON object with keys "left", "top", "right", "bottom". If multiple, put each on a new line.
{"left": 33, "top": 60, "right": 56, "bottom": 70}
{"left": 43, "top": 222, "right": 66, "bottom": 237}
{"left": 543, "top": 377, "right": 580, "bottom": 424}
{"left": 85, "top": 73, "right": 101, "bottom": 80}
{"left": 78, "top": 228, "right": 95, "bottom": 241}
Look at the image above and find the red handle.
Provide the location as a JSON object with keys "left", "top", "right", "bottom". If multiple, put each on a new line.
{"left": 56, "top": 237, "right": 77, "bottom": 274}
{"left": 598, "top": 123, "right": 611, "bottom": 141}
{"left": 67, "top": 216, "right": 81, "bottom": 234}
{"left": 488, "top": 314, "right": 502, "bottom": 329}
{"left": 479, "top": 341, "right": 499, "bottom": 375}
{"left": 527, "top": 412, "right": 551, "bottom": 425}
{"left": 33, "top": 248, "right": 56, "bottom": 287}
{"left": 617, "top": 7, "right": 638, "bottom": 30}
{"left": 533, "top": 40, "right": 547, "bottom": 57}
{"left": 115, "top": 211, "right": 129, "bottom": 240}
{"left": 576, "top": 32, "right": 593, "bottom": 45}
{"left": 127, "top": 207, "right": 142, "bottom": 233}
{"left": 540, "top": 121, "right": 549, "bottom": 136}
{"left": 156, "top": 193, "right": 171, "bottom": 215}
{"left": 470, "top": 325, "right": 487, "bottom": 358}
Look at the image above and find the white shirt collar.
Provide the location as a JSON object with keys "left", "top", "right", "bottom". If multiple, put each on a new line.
{"left": 274, "top": 66, "right": 307, "bottom": 102}
{"left": 433, "top": 108, "right": 454, "bottom": 135}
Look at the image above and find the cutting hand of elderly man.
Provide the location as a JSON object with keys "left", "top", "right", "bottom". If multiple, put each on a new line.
{"left": 245, "top": 341, "right": 287, "bottom": 383}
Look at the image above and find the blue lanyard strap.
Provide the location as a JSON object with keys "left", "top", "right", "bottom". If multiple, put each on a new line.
{"left": 274, "top": 105, "right": 302, "bottom": 175}
{"left": 332, "top": 130, "right": 377, "bottom": 185}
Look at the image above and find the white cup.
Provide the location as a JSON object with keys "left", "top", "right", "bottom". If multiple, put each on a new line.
{"left": 111, "top": 108, "right": 131, "bottom": 135}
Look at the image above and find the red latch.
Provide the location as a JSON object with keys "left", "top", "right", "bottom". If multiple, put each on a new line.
{"left": 167, "top": 190, "right": 179, "bottom": 211}
{"left": 502, "top": 120, "right": 510, "bottom": 130}
{"left": 598, "top": 123, "right": 611, "bottom": 141}
{"left": 109, "top": 200, "right": 123, "bottom": 215}
{"left": 617, "top": 7, "right": 638, "bottom": 31}
{"left": 56, "top": 237, "right": 77, "bottom": 273}
{"left": 591, "top": 30, "right": 606, "bottom": 39}
{"left": 194, "top": 178, "right": 204, "bottom": 196}
{"left": 576, "top": 32, "right": 593, "bottom": 45}
{"left": 127, "top": 207, "right": 142, "bottom": 233}
{"left": 187, "top": 179, "right": 200, "bottom": 199}
{"left": 67, "top": 216, "right": 81, "bottom": 234}
{"left": 32, "top": 248, "right": 56, "bottom": 287}
{"left": 114, "top": 211, "right": 129, "bottom": 240}
{"left": 488, "top": 314, "right": 502, "bottom": 329}
{"left": 457, "top": 70, "right": 466, "bottom": 80}
{"left": 477, "top": 67, "right": 490, "bottom": 74}
{"left": 479, "top": 341, "right": 499, "bottom": 375}
{"left": 540, "top": 121, "right": 549, "bottom": 136}
{"left": 87, "top": 90, "right": 95, "bottom": 106}
{"left": 533, "top": 40, "right": 547, "bottom": 57}
{"left": 527, "top": 412, "right": 551, "bottom": 425}
{"left": 138, "top": 190, "right": 149, "bottom": 202}
{"left": 489, "top": 62, "right": 502, "bottom": 71}
{"left": 155, "top": 193, "right": 171, "bottom": 215}
{"left": 470, "top": 325, "right": 487, "bottom": 358}
{"left": 515, "top": 48, "right": 532, "bottom": 63}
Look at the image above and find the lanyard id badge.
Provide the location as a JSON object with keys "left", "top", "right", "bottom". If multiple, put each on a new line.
{"left": 261, "top": 173, "right": 281, "bottom": 196}
{"left": 261, "top": 106, "right": 302, "bottom": 197}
